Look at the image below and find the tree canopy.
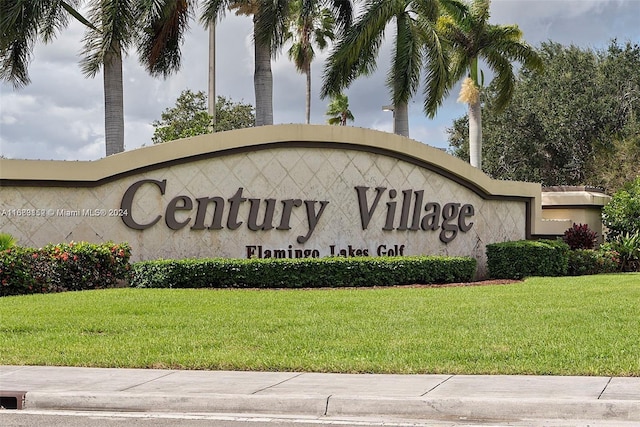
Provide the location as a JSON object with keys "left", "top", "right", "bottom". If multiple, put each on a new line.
{"left": 152, "top": 90, "right": 254, "bottom": 144}
{"left": 286, "top": 0, "right": 336, "bottom": 124}
{"left": 325, "top": 93, "right": 353, "bottom": 126}
{"left": 321, "top": 0, "right": 448, "bottom": 137}
{"left": 448, "top": 40, "right": 640, "bottom": 192}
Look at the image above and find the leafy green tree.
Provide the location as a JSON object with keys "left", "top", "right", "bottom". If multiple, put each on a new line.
{"left": 0, "top": 0, "right": 137, "bottom": 156}
{"left": 602, "top": 177, "right": 640, "bottom": 241}
{"left": 588, "top": 126, "right": 640, "bottom": 193}
{"left": 152, "top": 90, "right": 255, "bottom": 144}
{"left": 437, "top": 0, "right": 543, "bottom": 170}
{"left": 447, "top": 41, "right": 640, "bottom": 189}
{"left": 321, "top": 0, "right": 449, "bottom": 137}
{"left": 286, "top": 0, "right": 335, "bottom": 124}
{"left": 326, "top": 93, "right": 353, "bottom": 126}
{"left": 213, "top": 95, "right": 255, "bottom": 132}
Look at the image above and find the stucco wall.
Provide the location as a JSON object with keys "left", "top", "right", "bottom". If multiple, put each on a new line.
{"left": 1, "top": 125, "right": 541, "bottom": 277}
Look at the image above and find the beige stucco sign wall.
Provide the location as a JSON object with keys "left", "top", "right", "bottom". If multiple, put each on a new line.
{"left": 0, "top": 125, "right": 544, "bottom": 275}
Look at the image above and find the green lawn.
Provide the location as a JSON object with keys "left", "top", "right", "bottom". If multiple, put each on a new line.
{"left": 1, "top": 274, "right": 639, "bottom": 376}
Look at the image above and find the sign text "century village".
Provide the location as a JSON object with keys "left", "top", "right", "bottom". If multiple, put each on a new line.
{"left": 120, "top": 179, "right": 475, "bottom": 243}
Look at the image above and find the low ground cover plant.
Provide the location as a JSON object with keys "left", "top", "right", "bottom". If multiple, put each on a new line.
{"left": 130, "top": 256, "right": 477, "bottom": 289}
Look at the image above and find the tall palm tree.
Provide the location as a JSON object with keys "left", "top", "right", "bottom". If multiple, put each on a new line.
{"left": 326, "top": 93, "right": 353, "bottom": 125}
{"left": 286, "top": 0, "right": 335, "bottom": 124}
{"left": 81, "top": 0, "right": 138, "bottom": 156}
{"left": 0, "top": 0, "right": 137, "bottom": 157}
{"left": 139, "top": 0, "right": 285, "bottom": 126}
{"left": 140, "top": 0, "right": 352, "bottom": 127}
{"left": 438, "top": 0, "right": 543, "bottom": 169}
{"left": 321, "top": 0, "right": 449, "bottom": 138}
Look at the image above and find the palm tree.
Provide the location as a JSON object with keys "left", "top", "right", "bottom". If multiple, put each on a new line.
{"left": 81, "top": 0, "right": 138, "bottom": 156}
{"left": 326, "top": 93, "right": 353, "bottom": 125}
{"left": 139, "top": 0, "right": 285, "bottom": 126}
{"left": 134, "top": 0, "right": 217, "bottom": 128}
{"left": 438, "top": 0, "right": 543, "bottom": 169}
{"left": 140, "top": 0, "right": 352, "bottom": 127}
{"left": 0, "top": 0, "right": 137, "bottom": 157}
{"left": 321, "top": 0, "right": 449, "bottom": 138}
{"left": 286, "top": 0, "right": 335, "bottom": 124}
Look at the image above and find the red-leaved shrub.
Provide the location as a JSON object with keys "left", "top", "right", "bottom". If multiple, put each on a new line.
{"left": 563, "top": 223, "right": 597, "bottom": 250}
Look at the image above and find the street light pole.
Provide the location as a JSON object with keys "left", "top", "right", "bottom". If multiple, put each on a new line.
{"left": 382, "top": 105, "right": 395, "bottom": 134}
{"left": 208, "top": 23, "right": 216, "bottom": 130}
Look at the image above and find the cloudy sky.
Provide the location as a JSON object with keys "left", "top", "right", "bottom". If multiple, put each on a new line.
{"left": 1, "top": 0, "right": 639, "bottom": 161}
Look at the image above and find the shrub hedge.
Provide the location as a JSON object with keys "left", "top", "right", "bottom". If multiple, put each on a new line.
{"left": 130, "top": 256, "right": 477, "bottom": 289}
{"left": 566, "top": 249, "right": 619, "bottom": 276}
{"left": 486, "top": 239, "right": 570, "bottom": 279}
{"left": 0, "top": 242, "right": 131, "bottom": 297}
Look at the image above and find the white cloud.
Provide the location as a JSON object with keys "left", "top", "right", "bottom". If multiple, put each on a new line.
{"left": 1, "top": 0, "right": 638, "bottom": 160}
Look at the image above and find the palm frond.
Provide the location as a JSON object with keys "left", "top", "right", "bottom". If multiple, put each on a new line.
{"left": 437, "top": 0, "right": 468, "bottom": 22}
{"left": 422, "top": 26, "right": 451, "bottom": 118}
{"left": 388, "top": 10, "right": 422, "bottom": 105}
{"left": 469, "top": 0, "right": 490, "bottom": 24}
{"left": 137, "top": 0, "right": 195, "bottom": 77}
{"left": 482, "top": 47, "right": 515, "bottom": 111}
{"left": 60, "top": 1, "right": 97, "bottom": 33}
{"left": 254, "top": 0, "right": 290, "bottom": 56}
{"left": 0, "top": 35, "right": 32, "bottom": 87}
{"left": 0, "top": 0, "right": 77, "bottom": 87}
{"left": 200, "top": 0, "right": 234, "bottom": 25}
{"left": 326, "top": 0, "right": 353, "bottom": 35}
{"left": 80, "top": 0, "right": 137, "bottom": 78}
{"left": 321, "top": 0, "right": 394, "bottom": 98}
{"left": 40, "top": 1, "right": 70, "bottom": 42}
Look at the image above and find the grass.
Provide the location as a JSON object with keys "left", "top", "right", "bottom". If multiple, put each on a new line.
{"left": 1, "top": 273, "right": 639, "bottom": 376}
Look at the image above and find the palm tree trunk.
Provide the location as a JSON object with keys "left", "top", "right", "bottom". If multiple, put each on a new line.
{"left": 469, "top": 99, "right": 482, "bottom": 169}
{"left": 103, "top": 45, "right": 124, "bottom": 156}
{"left": 253, "top": 17, "right": 273, "bottom": 126}
{"left": 394, "top": 102, "right": 409, "bottom": 137}
{"left": 208, "top": 23, "right": 216, "bottom": 128}
{"left": 305, "top": 63, "right": 311, "bottom": 124}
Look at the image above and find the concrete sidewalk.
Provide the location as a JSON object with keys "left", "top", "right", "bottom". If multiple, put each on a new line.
{"left": 1, "top": 366, "right": 639, "bottom": 424}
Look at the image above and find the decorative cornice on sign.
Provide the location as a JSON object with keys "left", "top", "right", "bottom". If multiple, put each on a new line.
{"left": 0, "top": 124, "right": 545, "bottom": 236}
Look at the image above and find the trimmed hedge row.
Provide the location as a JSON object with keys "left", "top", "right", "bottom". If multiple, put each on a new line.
{"left": 0, "top": 242, "right": 131, "bottom": 297}
{"left": 130, "top": 256, "right": 477, "bottom": 289}
{"left": 486, "top": 240, "right": 570, "bottom": 279}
